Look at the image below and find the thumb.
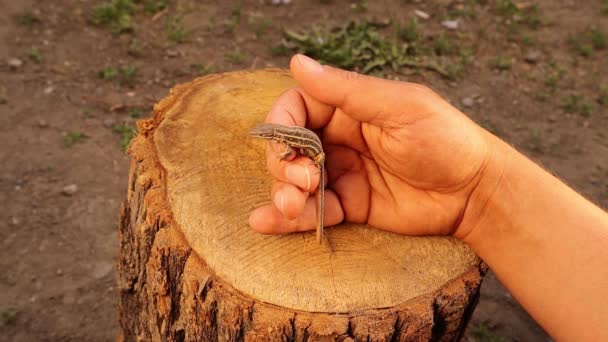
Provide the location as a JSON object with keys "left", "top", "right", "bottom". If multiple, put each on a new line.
{"left": 290, "top": 54, "right": 437, "bottom": 125}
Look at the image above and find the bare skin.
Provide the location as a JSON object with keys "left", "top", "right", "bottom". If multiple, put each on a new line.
{"left": 248, "top": 54, "right": 608, "bottom": 341}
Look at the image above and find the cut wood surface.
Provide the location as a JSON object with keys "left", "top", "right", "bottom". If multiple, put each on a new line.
{"left": 118, "top": 69, "right": 486, "bottom": 341}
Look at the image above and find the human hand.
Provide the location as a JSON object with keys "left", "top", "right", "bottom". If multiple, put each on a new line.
{"left": 249, "top": 54, "right": 497, "bottom": 237}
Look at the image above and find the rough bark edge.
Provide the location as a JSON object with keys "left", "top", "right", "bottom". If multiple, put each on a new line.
{"left": 117, "top": 71, "right": 488, "bottom": 342}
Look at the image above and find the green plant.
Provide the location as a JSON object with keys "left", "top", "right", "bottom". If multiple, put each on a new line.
{"left": 571, "top": 26, "right": 607, "bottom": 57}
{"left": 63, "top": 132, "right": 89, "bottom": 147}
{"left": 271, "top": 42, "right": 291, "bottom": 56}
{"left": 470, "top": 323, "right": 507, "bottom": 342}
{"left": 91, "top": 0, "right": 136, "bottom": 33}
{"left": 490, "top": 55, "right": 512, "bottom": 70}
{"left": 225, "top": 7, "right": 241, "bottom": 33}
{"left": 433, "top": 34, "right": 457, "bottom": 56}
{"left": 190, "top": 63, "right": 214, "bottom": 76}
{"left": 129, "top": 107, "right": 143, "bottom": 118}
{"left": 350, "top": 0, "right": 368, "bottom": 12}
{"left": 496, "top": 0, "right": 518, "bottom": 18}
{"left": 563, "top": 94, "right": 593, "bottom": 117}
{"left": 447, "top": 0, "right": 479, "bottom": 18}
{"left": 128, "top": 38, "right": 144, "bottom": 56}
{"left": 281, "top": 21, "right": 451, "bottom": 77}
{"left": 16, "top": 9, "right": 40, "bottom": 26}
{"left": 590, "top": 26, "right": 607, "bottom": 49}
{"left": 399, "top": 18, "right": 420, "bottom": 43}
{"left": 599, "top": 86, "right": 608, "bottom": 106}
{"left": 544, "top": 65, "right": 563, "bottom": 92}
{"left": 1, "top": 310, "right": 17, "bottom": 326}
{"left": 98, "top": 66, "right": 119, "bottom": 80}
{"left": 167, "top": 15, "right": 189, "bottom": 43}
{"left": 28, "top": 47, "right": 42, "bottom": 63}
{"left": 224, "top": 50, "right": 246, "bottom": 65}
{"left": 98, "top": 65, "right": 139, "bottom": 85}
{"left": 113, "top": 124, "right": 136, "bottom": 150}
{"left": 521, "top": 32, "right": 535, "bottom": 46}
{"left": 140, "top": 0, "right": 169, "bottom": 13}
{"left": 250, "top": 15, "right": 273, "bottom": 40}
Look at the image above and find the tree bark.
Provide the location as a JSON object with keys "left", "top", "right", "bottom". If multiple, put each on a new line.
{"left": 117, "top": 69, "right": 487, "bottom": 342}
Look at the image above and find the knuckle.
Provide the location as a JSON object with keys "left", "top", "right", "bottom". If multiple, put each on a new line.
{"left": 341, "top": 70, "right": 361, "bottom": 82}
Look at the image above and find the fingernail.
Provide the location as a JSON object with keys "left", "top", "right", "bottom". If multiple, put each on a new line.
{"left": 295, "top": 54, "right": 324, "bottom": 73}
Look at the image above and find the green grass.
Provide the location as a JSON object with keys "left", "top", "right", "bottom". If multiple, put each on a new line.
{"left": 447, "top": 0, "right": 479, "bottom": 19}
{"left": 599, "top": 86, "right": 608, "bottom": 106}
{"left": 399, "top": 18, "right": 420, "bottom": 43}
{"left": 495, "top": 0, "right": 542, "bottom": 44}
{"left": 250, "top": 15, "right": 273, "bottom": 40}
{"left": 127, "top": 38, "right": 144, "bottom": 56}
{"left": 140, "top": 0, "right": 169, "bottom": 13}
{"left": 128, "top": 107, "right": 143, "bottom": 118}
{"left": 166, "top": 15, "right": 189, "bottom": 43}
{"left": 543, "top": 64, "right": 563, "bottom": 92}
{"left": 63, "top": 132, "right": 89, "bottom": 148}
{"left": 91, "top": 0, "right": 170, "bottom": 33}
{"left": 225, "top": 7, "right": 241, "bottom": 34}
{"left": 224, "top": 50, "right": 246, "bottom": 65}
{"left": 280, "top": 21, "right": 455, "bottom": 77}
{"left": 470, "top": 323, "right": 507, "bottom": 342}
{"left": 91, "top": 0, "right": 137, "bottom": 33}
{"left": 98, "top": 65, "right": 139, "bottom": 85}
{"left": 590, "top": 26, "right": 607, "bottom": 49}
{"left": 28, "top": 47, "right": 42, "bottom": 63}
{"left": 490, "top": 55, "right": 512, "bottom": 70}
{"left": 571, "top": 26, "right": 607, "bottom": 57}
{"left": 190, "top": 63, "right": 214, "bottom": 76}
{"left": 350, "top": 0, "right": 368, "bottom": 12}
{"left": 563, "top": 94, "right": 593, "bottom": 117}
{"left": 1, "top": 310, "right": 17, "bottom": 326}
{"left": 16, "top": 9, "right": 40, "bottom": 26}
{"left": 113, "top": 124, "right": 136, "bottom": 150}
{"left": 433, "top": 34, "right": 458, "bottom": 56}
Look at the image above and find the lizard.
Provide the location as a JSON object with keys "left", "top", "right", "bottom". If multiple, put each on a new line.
{"left": 249, "top": 123, "right": 325, "bottom": 244}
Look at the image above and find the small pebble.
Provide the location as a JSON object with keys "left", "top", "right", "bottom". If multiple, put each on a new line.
{"left": 441, "top": 20, "right": 459, "bottom": 30}
{"left": 524, "top": 50, "right": 541, "bottom": 64}
{"left": 91, "top": 261, "right": 114, "bottom": 280}
{"left": 61, "top": 184, "right": 78, "bottom": 196}
{"left": 38, "top": 119, "right": 48, "bottom": 128}
{"left": 8, "top": 58, "right": 23, "bottom": 69}
{"left": 11, "top": 217, "right": 20, "bottom": 225}
{"left": 166, "top": 50, "right": 179, "bottom": 57}
{"left": 414, "top": 10, "right": 430, "bottom": 20}
{"left": 43, "top": 86, "right": 54, "bottom": 95}
{"left": 103, "top": 118, "right": 116, "bottom": 128}
{"left": 271, "top": 0, "right": 291, "bottom": 4}
{"left": 56, "top": 269, "right": 63, "bottom": 276}
{"left": 461, "top": 97, "right": 474, "bottom": 108}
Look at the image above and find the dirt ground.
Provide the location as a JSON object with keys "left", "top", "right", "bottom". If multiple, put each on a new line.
{"left": 1, "top": 0, "right": 606, "bottom": 341}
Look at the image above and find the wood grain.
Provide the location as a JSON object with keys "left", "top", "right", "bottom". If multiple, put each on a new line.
{"left": 151, "top": 69, "right": 479, "bottom": 313}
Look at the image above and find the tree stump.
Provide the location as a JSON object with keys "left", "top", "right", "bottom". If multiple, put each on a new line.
{"left": 117, "top": 69, "right": 487, "bottom": 341}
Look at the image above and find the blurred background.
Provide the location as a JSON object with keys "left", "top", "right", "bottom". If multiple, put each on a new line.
{"left": 1, "top": 0, "right": 606, "bottom": 341}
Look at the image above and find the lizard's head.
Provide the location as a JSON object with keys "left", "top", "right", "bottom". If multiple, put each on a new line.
{"left": 248, "top": 123, "right": 278, "bottom": 139}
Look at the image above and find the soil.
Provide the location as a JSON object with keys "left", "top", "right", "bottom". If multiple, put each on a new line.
{"left": 0, "top": 0, "right": 605, "bottom": 341}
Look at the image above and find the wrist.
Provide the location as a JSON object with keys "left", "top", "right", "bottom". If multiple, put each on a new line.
{"left": 453, "top": 131, "right": 515, "bottom": 244}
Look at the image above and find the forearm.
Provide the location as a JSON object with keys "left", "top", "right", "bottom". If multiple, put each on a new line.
{"left": 456, "top": 133, "right": 608, "bottom": 341}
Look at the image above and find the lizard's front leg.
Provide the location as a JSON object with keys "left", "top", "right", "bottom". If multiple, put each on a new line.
{"left": 277, "top": 144, "right": 294, "bottom": 160}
